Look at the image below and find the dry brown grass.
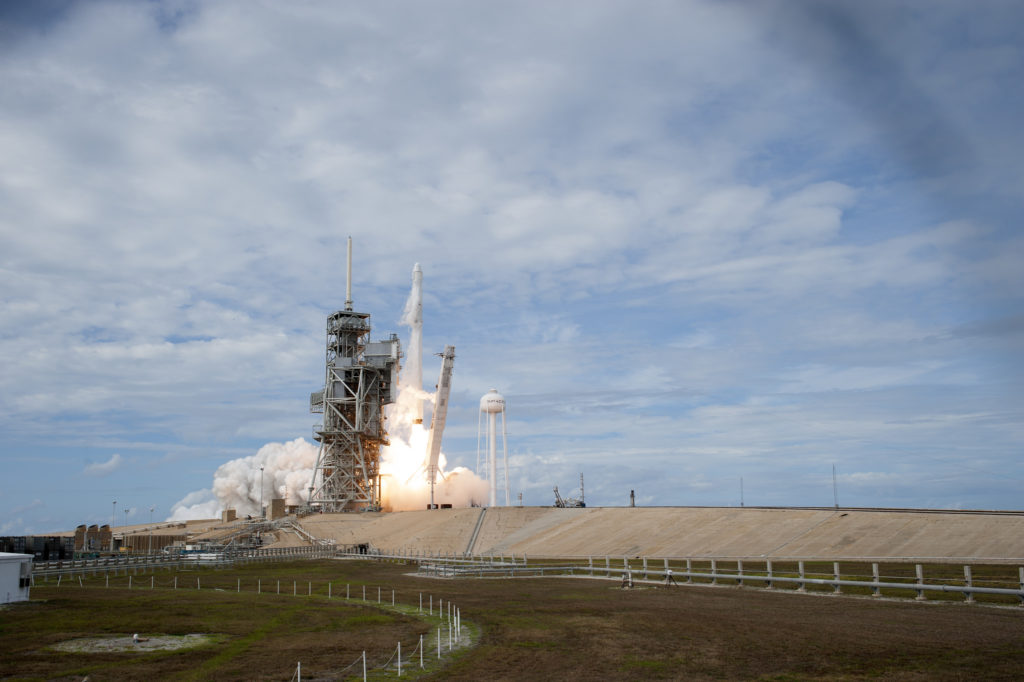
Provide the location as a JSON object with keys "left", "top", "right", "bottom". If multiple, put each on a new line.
{"left": 4, "top": 559, "right": 1024, "bottom": 680}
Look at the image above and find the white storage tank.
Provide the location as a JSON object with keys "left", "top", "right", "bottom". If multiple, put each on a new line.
{"left": 0, "top": 552, "right": 32, "bottom": 604}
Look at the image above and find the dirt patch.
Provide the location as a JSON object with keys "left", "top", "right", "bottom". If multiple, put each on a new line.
{"left": 50, "top": 633, "right": 219, "bottom": 653}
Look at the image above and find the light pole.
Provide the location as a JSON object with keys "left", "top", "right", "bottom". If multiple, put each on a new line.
{"left": 148, "top": 506, "right": 155, "bottom": 555}
{"left": 124, "top": 508, "right": 129, "bottom": 553}
{"left": 111, "top": 500, "right": 116, "bottom": 552}
{"left": 260, "top": 466, "right": 265, "bottom": 519}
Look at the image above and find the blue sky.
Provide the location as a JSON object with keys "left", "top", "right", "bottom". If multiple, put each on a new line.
{"left": 1, "top": 1, "right": 1022, "bottom": 533}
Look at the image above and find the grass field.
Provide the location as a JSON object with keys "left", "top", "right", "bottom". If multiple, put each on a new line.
{"left": 4, "top": 559, "right": 1024, "bottom": 680}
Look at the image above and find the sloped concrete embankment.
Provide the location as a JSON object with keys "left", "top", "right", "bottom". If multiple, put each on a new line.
{"left": 300, "top": 507, "right": 1024, "bottom": 562}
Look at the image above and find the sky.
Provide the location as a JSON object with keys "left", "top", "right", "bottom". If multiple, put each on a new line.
{"left": 1, "top": 0, "right": 1022, "bottom": 534}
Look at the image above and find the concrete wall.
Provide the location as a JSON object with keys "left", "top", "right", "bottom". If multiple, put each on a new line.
{"left": 301, "top": 508, "right": 483, "bottom": 554}
{"left": 299, "top": 506, "right": 1024, "bottom": 562}
{"left": 0, "top": 553, "right": 32, "bottom": 604}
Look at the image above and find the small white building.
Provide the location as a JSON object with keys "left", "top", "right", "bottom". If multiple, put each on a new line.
{"left": 0, "top": 552, "right": 33, "bottom": 604}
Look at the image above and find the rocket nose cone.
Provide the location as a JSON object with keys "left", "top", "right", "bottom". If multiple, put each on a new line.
{"left": 413, "top": 263, "right": 422, "bottom": 272}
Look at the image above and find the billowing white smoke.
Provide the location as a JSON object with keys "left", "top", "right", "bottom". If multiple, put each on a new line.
{"left": 378, "top": 386, "right": 489, "bottom": 511}
{"left": 168, "top": 439, "right": 317, "bottom": 521}
{"left": 168, "top": 263, "right": 489, "bottom": 520}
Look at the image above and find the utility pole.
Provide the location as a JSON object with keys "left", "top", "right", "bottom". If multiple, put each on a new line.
{"left": 148, "top": 506, "right": 155, "bottom": 555}
{"left": 111, "top": 500, "right": 116, "bottom": 552}
{"left": 260, "top": 466, "right": 265, "bottom": 519}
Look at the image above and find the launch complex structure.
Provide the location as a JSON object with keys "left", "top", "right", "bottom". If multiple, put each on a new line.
{"left": 308, "top": 239, "right": 401, "bottom": 512}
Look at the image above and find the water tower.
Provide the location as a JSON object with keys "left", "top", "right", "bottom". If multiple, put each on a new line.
{"left": 477, "top": 389, "right": 510, "bottom": 507}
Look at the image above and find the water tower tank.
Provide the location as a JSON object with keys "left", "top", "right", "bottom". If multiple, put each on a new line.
{"left": 480, "top": 389, "right": 505, "bottom": 413}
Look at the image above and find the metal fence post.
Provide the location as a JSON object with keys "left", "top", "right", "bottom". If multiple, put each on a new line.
{"left": 686, "top": 558, "right": 692, "bottom": 584}
{"left": 643, "top": 557, "right": 648, "bottom": 580}
{"left": 833, "top": 562, "right": 841, "bottom": 594}
{"left": 766, "top": 560, "right": 773, "bottom": 589}
{"left": 797, "top": 561, "right": 806, "bottom": 592}
{"left": 872, "top": 563, "right": 880, "bottom": 596}
{"left": 963, "top": 565, "right": 975, "bottom": 603}
{"left": 605, "top": 556, "right": 611, "bottom": 577}
{"left": 915, "top": 564, "right": 926, "bottom": 601}
{"left": 737, "top": 560, "right": 744, "bottom": 587}
{"left": 711, "top": 559, "right": 717, "bottom": 585}
{"left": 1018, "top": 567, "right": 1024, "bottom": 606}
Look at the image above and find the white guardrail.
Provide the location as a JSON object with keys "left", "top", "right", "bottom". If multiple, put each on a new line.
{"left": 31, "top": 545, "right": 334, "bottom": 579}
{"left": 34, "top": 544, "right": 1024, "bottom": 606}
{"left": 343, "top": 549, "right": 1024, "bottom": 605}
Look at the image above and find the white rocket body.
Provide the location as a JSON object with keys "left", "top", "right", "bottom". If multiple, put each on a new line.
{"left": 409, "top": 263, "right": 424, "bottom": 423}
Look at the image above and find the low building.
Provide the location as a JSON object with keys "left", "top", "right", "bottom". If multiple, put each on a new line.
{"left": 0, "top": 552, "right": 32, "bottom": 604}
{"left": 1, "top": 536, "right": 74, "bottom": 560}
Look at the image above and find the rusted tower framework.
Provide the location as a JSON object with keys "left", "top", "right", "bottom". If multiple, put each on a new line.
{"left": 309, "top": 239, "right": 400, "bottom": 512}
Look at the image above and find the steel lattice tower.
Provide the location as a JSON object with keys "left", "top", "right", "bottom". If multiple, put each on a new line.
{"left": 308, "top": 239, "right": 400, "bottom": 512}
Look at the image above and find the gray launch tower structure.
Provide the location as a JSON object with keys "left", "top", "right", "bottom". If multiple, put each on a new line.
{"left": 309, "top": 239, "right": 400, "bottom": 512}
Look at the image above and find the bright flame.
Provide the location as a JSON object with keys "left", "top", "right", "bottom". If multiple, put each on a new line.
{"left": 378, "top": 365, "right": 489, "bottom": 511}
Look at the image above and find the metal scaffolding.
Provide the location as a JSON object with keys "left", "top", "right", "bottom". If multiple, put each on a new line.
{"left": 308, "top": 240, "right": 400, "bottom": 512}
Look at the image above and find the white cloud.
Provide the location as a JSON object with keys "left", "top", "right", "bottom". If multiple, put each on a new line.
{"left": 83, "top": 453, "right": 124, "bottom": 477}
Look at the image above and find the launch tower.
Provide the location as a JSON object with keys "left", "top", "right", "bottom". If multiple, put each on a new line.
{"left": 309, "top": 238, "right": 401, "bottom": 512}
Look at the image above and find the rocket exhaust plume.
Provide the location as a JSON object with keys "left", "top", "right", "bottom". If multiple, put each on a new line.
{"left": 385, "top": 262, "right": 488, "bottom": 510}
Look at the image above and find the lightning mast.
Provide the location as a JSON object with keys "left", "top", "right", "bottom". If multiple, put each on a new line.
{"left": 309, "top": 237, "right": 401, "bottom": 512}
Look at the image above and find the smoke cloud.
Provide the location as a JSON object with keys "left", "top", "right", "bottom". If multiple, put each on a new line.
{"left": 168, "top": 438, "right": 317, "bottom": 520}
